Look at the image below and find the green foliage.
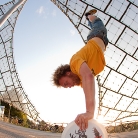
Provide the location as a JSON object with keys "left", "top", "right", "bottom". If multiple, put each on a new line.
{"left": 134, "top": 122, "right": 138, "bottom": 130}
{"left": 1, "top": 101, "right": 27, "bottom": 126}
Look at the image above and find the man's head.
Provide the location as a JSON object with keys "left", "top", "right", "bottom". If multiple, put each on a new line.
{"left": 52, "top": 64, "right": 81, "bottom": 88}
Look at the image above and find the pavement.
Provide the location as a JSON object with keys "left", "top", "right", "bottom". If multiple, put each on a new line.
{"left": 0, "top": 120, "right": 61, "bottom": 138}
{"left": 0, "top": 120, "right": 138, "bottom": 138}
{"left": 108, "top": 130, "right": 138, "bottom": 138}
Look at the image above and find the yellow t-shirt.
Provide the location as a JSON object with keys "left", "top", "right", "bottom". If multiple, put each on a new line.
{"left": 70, "top": 40, "right": 106, "bottom": 80}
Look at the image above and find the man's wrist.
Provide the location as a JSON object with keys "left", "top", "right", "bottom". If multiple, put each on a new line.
{"left": 86, "top": 111, "right": 92, "bottom": 114}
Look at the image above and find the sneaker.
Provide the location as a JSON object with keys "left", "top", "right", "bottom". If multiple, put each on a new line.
{"left": 85, "top": 9, "right": 97, "bottom": 20}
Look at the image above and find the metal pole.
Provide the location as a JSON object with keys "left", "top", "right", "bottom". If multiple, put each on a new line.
{"left": 8, "top": 103, "right": 12, "bottom": 123}
{"left": 0, "top": 0, "right": 26, "bottom": 28}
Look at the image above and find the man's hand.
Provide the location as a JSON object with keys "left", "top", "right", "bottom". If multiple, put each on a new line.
{"left": 74, "top": 112, "right": 93, "bottom": 130}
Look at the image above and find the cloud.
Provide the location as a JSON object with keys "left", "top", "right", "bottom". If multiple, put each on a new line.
{"left": 36, "top": 7, "right": 57, "bottom": 18}
{"left": 70, "top": 30, "right": 76, "bottom": 36}
{"left": 36, "top": 6, "right": 49, "bottom": 19}
{"left": 36, "top": 6, "right": 45, "bottom": 15}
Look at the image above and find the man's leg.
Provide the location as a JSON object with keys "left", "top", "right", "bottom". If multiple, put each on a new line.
{"left": 85, "top": 9, "right": 97, "bottom": 29}
{"left": 85, "top": 9, "right": 109, "bottom": 46}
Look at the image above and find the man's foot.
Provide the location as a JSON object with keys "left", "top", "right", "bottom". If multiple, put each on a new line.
{"left": 85, "top": 9, "right": 97, "bottom": 20}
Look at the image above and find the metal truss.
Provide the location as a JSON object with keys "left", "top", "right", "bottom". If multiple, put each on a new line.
{"left": 51, "top": 0, "right": 138, "bottom": 123}
{"left": 0, "top": 0, "right": 138, "bottom": 124}
{"left": 0, "top": 0, "right": 40, "bottom": 121}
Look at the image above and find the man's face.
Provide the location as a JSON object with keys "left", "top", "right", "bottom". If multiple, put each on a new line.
{"left": 59, "top": 75, "right": 75, "bottom": 88}
{"left": 59, "top": 71, "right": 81, "bottom": 88}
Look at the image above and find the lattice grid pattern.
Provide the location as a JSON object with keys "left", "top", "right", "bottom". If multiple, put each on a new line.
{"left": 0, "top": 0, "right": 40, "bottom": 121}
{"left": 51, "top": 0, "right": 138, "bottom": 123}
{"left": 0, "top": 0, "right": 138, "bottom": 124}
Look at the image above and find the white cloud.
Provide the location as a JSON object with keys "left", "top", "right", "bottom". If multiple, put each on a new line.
{"left": 36, "top": 7, "right": 57, "bottom": 18}
{"left": 36, "top": 6, "right": 45, "bottom": 15}
{"left": 70, "top": 30, "right": 76, "bottom": 36}
{"left": 36, "top": 6, "right": 49, "bottom": 19}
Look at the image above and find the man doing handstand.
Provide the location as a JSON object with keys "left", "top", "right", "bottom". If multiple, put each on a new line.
{"left": 52, "top": 9, "right": 108, "bottom": 130}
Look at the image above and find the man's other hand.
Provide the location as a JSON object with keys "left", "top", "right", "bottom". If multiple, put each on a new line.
{"left": 74, "top": 112, "right": 93, "bottom": 130}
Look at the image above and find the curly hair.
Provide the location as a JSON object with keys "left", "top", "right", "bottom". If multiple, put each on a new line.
{"left": 52, "top": 64, "right": 71, "bottom": 87}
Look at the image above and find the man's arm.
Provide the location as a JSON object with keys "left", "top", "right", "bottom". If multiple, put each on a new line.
{"left": 75, "top": 62, "right": 95, "bottom": 130}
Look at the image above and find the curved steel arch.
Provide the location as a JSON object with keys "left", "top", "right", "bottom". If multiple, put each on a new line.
{"left": 0, "top": 0, "right": 40, "bottom": 121}
{"left": 51, "top": 0, "right": 138, "bottom": 123}
{"left": 0, "top": 0, "right": 138, "bottom": 124}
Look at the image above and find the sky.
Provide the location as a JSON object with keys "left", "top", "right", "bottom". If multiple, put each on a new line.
{"left": 1, "top": 0, "right": 100, "bottom": 124}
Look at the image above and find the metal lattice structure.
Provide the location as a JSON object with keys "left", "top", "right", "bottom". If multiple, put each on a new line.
{"left": 0, "top": 0, "right": 138, "bottom": 125}
{"left": 0, "top": 0, "right": 40, "bottom": 121}
{"left": 51, "top": 0, "right": 138, "bottom": 123}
